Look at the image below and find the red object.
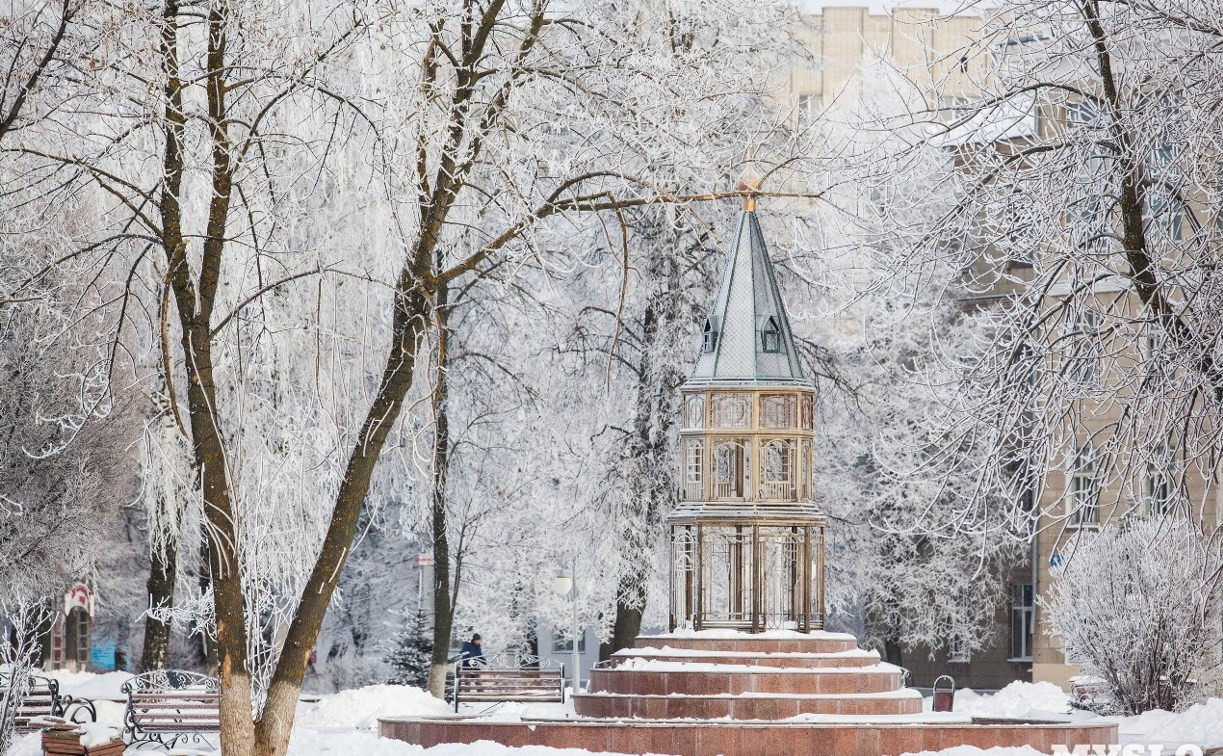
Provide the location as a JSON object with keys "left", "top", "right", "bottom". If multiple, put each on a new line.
{"left": 933, "top": 674, "right": 956, "bottom": 712}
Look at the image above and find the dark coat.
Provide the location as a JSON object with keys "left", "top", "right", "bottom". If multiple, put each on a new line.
{"left": 459, "top": 641, "right": 485, "bottom": 668}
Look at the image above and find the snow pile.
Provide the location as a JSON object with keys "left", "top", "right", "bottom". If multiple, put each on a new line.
{"left": 1117, "top": 698, "right": 1223, "bottom": 748}
{"left": 290, "top": 730, "right": 665, "bottom": 756}
{"left": 45, "top": 669, "right": 134, "bottom": 700}
{"left": 6, "top": 724, "right": 119, "bottom": 756}
{"left": 470, "top": 700, "right": 576, "bottom": 722}
{"left": 948, "top": 681, "right": 1071, "bottom": 719}
{"left": 78, "top": 721, "right": 120, "bottom": 746}
{"left": 8, "top": 733, "right": 42, "bottom": 756}
{"left": 299, "top": 684, "right": 452, "bottom": 730}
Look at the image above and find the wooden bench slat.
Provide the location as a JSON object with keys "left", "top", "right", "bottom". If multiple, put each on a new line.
{"left": 122, "top": 671, "right": 221, "bottom": 748}
{"left": 452, "top": 661, "right": 564, "bottom": 711}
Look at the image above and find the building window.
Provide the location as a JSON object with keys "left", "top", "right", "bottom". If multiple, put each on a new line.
{"left": 552, "top": 630, "right": 585, "bottom": 653}
{"left": 684, "top": 439, "right": 704, "bottom": 501}
{"left": 685, "top": 394, "right": 705, "bottom": 429}
{"left": 1142, "top": 466, "right": 1173, "bottom": 517}
{"left": 1146, "top": 182, "right": 1184, "bottom": 242}
{"left": 937, "top": 95, "right": 968, "bottom": 124}
{"left": 761, "top": 316, "right": 782, "bottom": 353}
{"left": 948, "top": 634, "right": 970, "bottom": 663}
{"left": 1070, "top": 443, "right": 1100, "bottom": 526}
{"left": 759, "top": 440, "right": 794, "bottom": 500}
{"left": 948, "top": 590, "right": 971, "bottom": 662}
{"left": 796, "top": 93, "right": 822, "bottom": 131}
{"left": 1072, "top": 309, "right": 1101, "bottom": 387}
{"left": 760, "top": 394, "right": 796, "bottom": 429}
{"left": 702, "top": 318, "right": 718, "bottom": 353}
{"left": 799, "top": 439, "right": 812, "bottom": 499}
{"left": 711, "top": 393, "right": 750, "bottom": 428}
{"left": 712, "top": 440, "right": 748, "bottom": 499}
{"left": 1010, "top": 584, "right": 1034, "bottom": 661}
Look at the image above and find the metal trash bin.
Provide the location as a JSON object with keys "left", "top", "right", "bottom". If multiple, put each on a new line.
{"left": 933, "top": 674, "right": 956, "bottom": 712}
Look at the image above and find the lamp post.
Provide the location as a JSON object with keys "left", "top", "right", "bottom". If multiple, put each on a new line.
{"left": 550, "top": 559, "right": 582, "bottom": 694}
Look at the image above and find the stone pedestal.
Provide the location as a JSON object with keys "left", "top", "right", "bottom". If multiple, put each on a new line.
{"left": 379, "top": 632, "right": 1119, "bottom": 755}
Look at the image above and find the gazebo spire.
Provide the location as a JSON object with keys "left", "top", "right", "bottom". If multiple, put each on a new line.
{"left": 689, "top": 200, "right": 806, "bottom": 385}
{"left": 667, "top": 203, "right": 825, "bottom": 635}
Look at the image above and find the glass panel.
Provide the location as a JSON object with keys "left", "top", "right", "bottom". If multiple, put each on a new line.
{"left": 712, "top": 440, "right": 745, "bottom": 499}
{"left": 683, "top": 439, "right": 703, "bottom": 500}
{"left": 760, "top": 395, "right": 796, "bottom": 429}
{"left": 671, "top": 529, "right": 696, "bottom": 628}
{"left": 685, "top": 394, "right": 705, "bottom": 429}
{"left": 552, "top": 631, "right": 586, "bottom": 653}
{"left": 759, "top": 440, "right": 795, "bottom": 500}
{"left": 799, "top": 440, "right": 812, "bottom": 499}
{"left": 711, "top": 393, "right": 750, "bottom": 429}
{"left": 759, "top": 527, "right": 803, "bottom": 629}
{"left": 1071, "top": 444, "right": 1099, "bottom": 525}
{"left": 800, "top": 395, "right": 814, "bottom": 430}
{"left": 700, "top": 527, "right": 753, "bottom": 626}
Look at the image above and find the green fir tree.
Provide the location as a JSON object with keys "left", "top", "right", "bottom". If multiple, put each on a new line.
{"left": 384, "top": 607, "right": 433, "bottom": 689}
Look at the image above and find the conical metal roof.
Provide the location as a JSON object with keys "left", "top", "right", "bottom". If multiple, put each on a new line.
{"left": 688, "top": 209, "right": 807, "bottom": 386}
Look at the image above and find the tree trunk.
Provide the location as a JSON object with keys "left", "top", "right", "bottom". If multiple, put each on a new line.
{"left": 599, "top": 575, "right": 645, "bottom": 662}
{"left": 601, "top": 295, "right": 679, "bottom": 660}
{"left": 141, "top": 517, "right": 177, "bottom": 671}
{"left": 254, "top": 284, "right": 431, "bottom": 755}
{"left": 427, "top": 280, "right": 454, "bottom": 699}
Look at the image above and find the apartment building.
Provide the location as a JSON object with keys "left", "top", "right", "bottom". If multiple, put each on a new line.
{"left": 777, "top": 5, "right": 1221, "bottom": 692}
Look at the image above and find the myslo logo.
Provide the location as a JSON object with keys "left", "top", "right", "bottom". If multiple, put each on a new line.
{"left": 1053, "top": 746, "right": 1204, "bottom": 756}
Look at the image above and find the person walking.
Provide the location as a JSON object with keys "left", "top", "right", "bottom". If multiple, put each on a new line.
{"left": 459, "top": 633, "right": 485, "bottom": 668}
{"left": 458, "top": 633, "right": 486, "bottom": 695}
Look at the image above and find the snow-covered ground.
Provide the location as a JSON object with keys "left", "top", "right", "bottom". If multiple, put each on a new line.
{"left": 910, "top": 681, "right": 1223, "bottom": 755}
{"left": 929, "top": 680, "right": 1076, "bottom": 719}
{"left": 7, "top": 676, "right": 1223, "bottom": 755}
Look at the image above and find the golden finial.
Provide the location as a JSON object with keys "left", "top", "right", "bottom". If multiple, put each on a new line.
{"left": 738, "top": 177, "right": 761, "bottom": 213}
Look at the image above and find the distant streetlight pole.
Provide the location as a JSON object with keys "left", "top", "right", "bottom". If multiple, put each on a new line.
{"left": 417, "top": 552, "right": 433, "bottom": 613}
{"left": 550, "top": 557, "right": 582, "bottom": 693}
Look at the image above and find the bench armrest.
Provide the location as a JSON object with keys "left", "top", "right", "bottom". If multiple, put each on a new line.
{"left": 61, "top": 695, "right": 97, "bottom": 724}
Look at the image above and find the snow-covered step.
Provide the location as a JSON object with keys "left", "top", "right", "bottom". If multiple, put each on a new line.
{"left": 633, "top": 630, "right": 860, "bottom": 655}
{"left": 616, "top": 645, "right": 881, "bottom": 668}
{"left": 588, "top": 662, "right": 904, "bottom": 697}
{"left": 572, "top": 687, "right": 925, "bottom": 720}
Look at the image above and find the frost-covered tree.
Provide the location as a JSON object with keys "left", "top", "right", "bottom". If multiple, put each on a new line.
{"left": 1, "top": 1, "right": 815, "bottom": 752}
{"left": 0, "top": 0, "right": 75, "bottom": 150}
{"left": 0, "top": 599, "right": 52, "bottom": 753}
{"left": 855, "top": 0, "right": 1223, "bottom": 537}
{"left": 1042, "top": 517, "right": 1223, "bottom": 714}
{"left": 0, "top": 279, "right": 136, "bottom": 601}
{"left": 776, "top": 54, "right": 1027, "bottom": 665}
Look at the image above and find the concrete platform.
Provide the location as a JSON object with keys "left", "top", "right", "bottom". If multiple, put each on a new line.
{"left": 379, "top": 715, "right": 1119, "bottom": 755}
{"left": 378, "top": 632, "right": 1118, "bottom": 755}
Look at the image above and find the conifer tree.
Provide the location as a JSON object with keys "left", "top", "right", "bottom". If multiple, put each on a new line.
{"left": 384, "top": 608, "right": 433, "bottom": 689}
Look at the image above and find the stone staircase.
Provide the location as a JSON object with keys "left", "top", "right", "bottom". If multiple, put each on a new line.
{"left": 573, "top": 632, "right": 924, "bottom": 720}
{"left": 379, "top": 631, "right": 1119, "bottom": 755}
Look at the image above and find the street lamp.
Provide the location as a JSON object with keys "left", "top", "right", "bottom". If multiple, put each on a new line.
{"left": 550, "top": 561, "right": 582, "bottom": 694}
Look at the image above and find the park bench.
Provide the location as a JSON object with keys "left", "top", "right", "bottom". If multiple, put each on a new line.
{"left": 121, "top": 670, "right": 219, "bottom": 749}
{"left": 0, "top": 671, "right": 96, "bottom": 732}
{"left": 452, "top": 653, "right": 565, "bottom": 712}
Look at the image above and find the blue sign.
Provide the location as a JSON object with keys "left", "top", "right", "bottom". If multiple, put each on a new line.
{"left": 90, "top": 640, "right": 116, "bottom": 671}
{"left": 1049, "top": 553, "right": 1064, "bottom": 567}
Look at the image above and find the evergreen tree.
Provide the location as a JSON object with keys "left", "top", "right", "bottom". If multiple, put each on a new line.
{"left": 384, "top": 608, "right": 432, "bottom": 689}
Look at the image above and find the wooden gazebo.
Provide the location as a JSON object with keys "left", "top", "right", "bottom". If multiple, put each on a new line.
{"left": 668, "top": 202, "right": 826, "bottom": 633}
